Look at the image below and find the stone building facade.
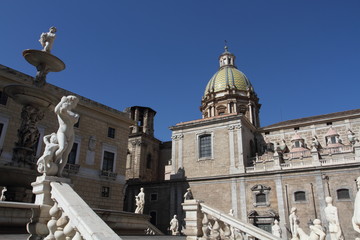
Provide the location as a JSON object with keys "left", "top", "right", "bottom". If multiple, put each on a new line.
{"left": 0, "top": 64, "right": 133, "bottom": 211}
{"left": 125, "top": 47, "right": 360, "bottom": 239}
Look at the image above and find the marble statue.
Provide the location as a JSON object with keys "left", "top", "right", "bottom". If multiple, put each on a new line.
{"left": 272, "top": 219, "right": 282, "bottom": 238}
{"left": 184, "top": 188, "right": 194, "bottom": 201}
{"left": 297, "top": 219, "right": 326, "bottom": 240}
{"left": 324, "top": 196, "right": 344, "bottom": 240}
{"left": 135, "top": 187, "right": 145, "bottom": 214}
{"left": 36, "top": 133, "right": 59, "bottom": 175}
{"left": 170, "top": 215, "right": 179, "bottom": 235}
{"left": 352, "top": 176, "right": 360, "bottom": 235}
{"left": 54, "top": 96, "right": 79, "bottom": 177}
{"left": 39, "top": 26, "right": 57, "bottom": 52}
{"left": 311, "top": 136, "right": 320, "bottom": 150}
{"left": 348, "top": 129, "right": 358, "bottom": 145}
{"left": 0, "top": 187, "right": 7, "bottom": 201}
{"left": 289, "top": 207, "right": 299, "bottom": 239}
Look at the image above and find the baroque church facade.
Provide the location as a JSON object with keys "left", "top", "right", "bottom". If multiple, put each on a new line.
{"left": 124, "top": 47, "right": 360, "bottom": 239}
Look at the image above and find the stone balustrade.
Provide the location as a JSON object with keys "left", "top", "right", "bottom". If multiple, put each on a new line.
{"left": 27, "top": 175, "right": 123, "bottom": 240}
{"left": 245, "top": 144, "right": 360, "bottom": 173}
{"left": 182, "top": 199, "right": 281, "bottom": 240}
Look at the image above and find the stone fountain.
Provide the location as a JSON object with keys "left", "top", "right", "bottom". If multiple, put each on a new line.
{"left": 4, "top": 27, "right": 65, "bottom": 167}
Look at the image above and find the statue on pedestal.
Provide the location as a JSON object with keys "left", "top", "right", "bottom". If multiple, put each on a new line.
{"left": 36, "top": 133, "right": 59, "bottom": 175}
{"left": 324, "top": 196, "right": 344, "bottom": 240}
{"left": 135, "top": 188, "right": 145, "bottom": 214}
{"left": 352, "top": 176, "right": 360, "bottom": 235}
{"left": 289, "top": 207, "right": 299, "bottom": 239}
{"left": 0, "top": 187, "right": 7, "bottom": 201}
{"left": 169, "top": 215, "right": 179, "bottom": 235}
{"left": 184, "top": 188, "right": 194, "bottom": 201}
{"left": 272, "top": 219, "right": 282, "bottom": 238}
{"left": 297, "top": 219, "right": 326, "bottom": 240}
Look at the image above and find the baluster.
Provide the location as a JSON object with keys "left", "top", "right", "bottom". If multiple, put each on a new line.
{"left": 210, "top": 218, "right": 220, "bottom": 240}
{"left": 223, "top": 222, "right": 231, "bottom": 239}
{"left": 63, "top": 220, "right": 76, "bottom": 239}
{"left": 72, "top": 231, "right": 83, "bottom": 240}
{"left": 45, "top": 201, "right": 61, "bottom": 240}
{"left": 54, "top": 212, "right": 69, "bottom": 240}
{"left": 201, "top": 212, "right": 210, "bottom": 238}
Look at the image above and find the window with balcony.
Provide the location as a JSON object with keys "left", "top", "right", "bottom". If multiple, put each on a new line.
{"left": 102, "top": 151, "right": 115, "bottom": 172}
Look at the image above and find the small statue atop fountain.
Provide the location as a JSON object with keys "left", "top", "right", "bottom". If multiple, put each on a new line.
{"left": 39, "top": 26, "right": 57, "bottom": 53}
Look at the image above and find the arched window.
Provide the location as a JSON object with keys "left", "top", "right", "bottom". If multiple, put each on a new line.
{"left": 337, "top": 188, "right": 350, "bottom": 200}
{"left": 294, "top": 191, "right": 306, "bottom": 201}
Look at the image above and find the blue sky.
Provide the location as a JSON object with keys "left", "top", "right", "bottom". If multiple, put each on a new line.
{"left": 1, "top": 1, "right": 359, "bottom": 141}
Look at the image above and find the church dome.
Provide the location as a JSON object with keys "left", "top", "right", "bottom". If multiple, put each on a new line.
{"left": 200, "top": 45, "right": 261, "bottom": 128}
{"left": 204, "top": 66, "right": 253, "bottom": 96}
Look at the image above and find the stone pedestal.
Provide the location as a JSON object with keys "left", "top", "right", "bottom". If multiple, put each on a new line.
{"left": 182, "top": 199, "right": 204, "bottom": 240}
{"left": 311, "top": 149, "right": 321, "bottom": 166}
{"left": 273, "top": 152, "right": 282, "bottom": 170}
{"left": 27, "top": 175, "right": 71, "bottom": 239}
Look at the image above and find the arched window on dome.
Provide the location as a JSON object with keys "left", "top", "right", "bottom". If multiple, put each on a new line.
{"left": 217, "top": 105, "right": 226, "bottom": 116}
{"left": 146, "top": 153, "right": 152, "bottom": 169}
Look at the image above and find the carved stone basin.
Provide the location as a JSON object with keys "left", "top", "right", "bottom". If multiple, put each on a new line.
{"left": 4, "top": 85, "right": 59, "bottom": 110}
{"left": 23, "top": 49, "right": 65, "bottom": 72}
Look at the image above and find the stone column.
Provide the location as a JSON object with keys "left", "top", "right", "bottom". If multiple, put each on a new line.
{"left": 134, "top": 108, "right": 139, "bottom": 133}
{"left": 273, "top": 151, "right": 282, "bottom": 170}
{"left": 182, "top": 199, "right": 203, "bottom": 239}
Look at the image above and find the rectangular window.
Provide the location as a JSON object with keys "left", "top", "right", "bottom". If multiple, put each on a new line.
{"left": 102, "top": 151, "right": 115, "bottom": 172}
{"left": 0, "top": 123, "right": 3, "bottom": 138}
{"left": 67, "top": 142, "right": 78, "bottom": 164}
{"left": 199, "top": 134, "right": 212, "bottom": 158}
{"left": 0, "top": 91, "right": 8, "bottom": 105}
{"left": 150, "top": 193, "right": 158, "bottom": 201}
{"left": 108, "top": 127, "right": 115, "bottom": 138}
{"left": 101, "top": 186, "right": 110, "bottom": 198}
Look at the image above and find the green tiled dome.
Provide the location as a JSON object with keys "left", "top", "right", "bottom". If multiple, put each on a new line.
{"left": 204, "top": 66, "right": 252, "bottom": 96}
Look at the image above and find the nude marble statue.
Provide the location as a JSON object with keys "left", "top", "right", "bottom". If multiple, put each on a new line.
{"left": 39, "top": 26, "right": 57, "bottom": 52}
{"left": 170, "top": 215, "right": 179, "bottom": 235}
{"left": 272, "top": 219, "right": 282, "bottom": 238}
{"left": 54, "top": 96, "right": 79, "bottom": 177}
{"left": 352, "top": 176, "right": 360, "bottom": 235}
{"left": 36, "top": 133, "right": 59, "bottom": 175}
{"left": 289, "top": 207, "right": 299, "bottom": 239}
{"left": 297, "top": 219, "right": 326, "bottom": 240}
{"left": 324, "top": 196, "right": 344, "bottom": 240}
{"left": 135, "top": 188, "right": 145, "bottom": 214}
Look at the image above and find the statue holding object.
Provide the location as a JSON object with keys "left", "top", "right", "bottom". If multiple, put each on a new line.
{"left": 36, "top": 95, "right": 79, "bottom": 177}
